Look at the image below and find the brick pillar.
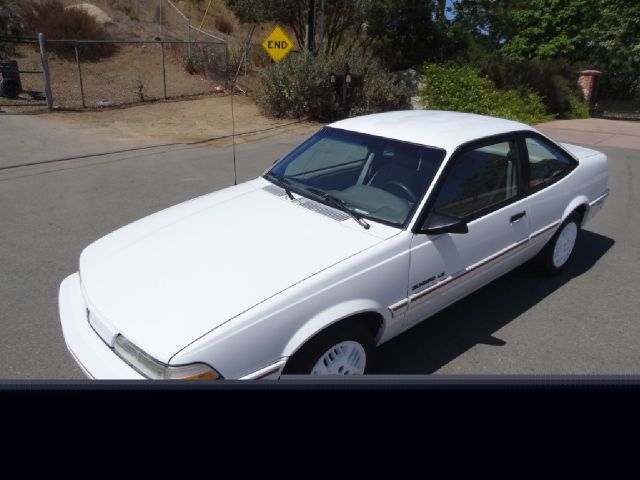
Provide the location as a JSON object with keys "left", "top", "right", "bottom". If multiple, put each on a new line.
{"left": 578, "top": 70, "right": 602, "bottom": 106}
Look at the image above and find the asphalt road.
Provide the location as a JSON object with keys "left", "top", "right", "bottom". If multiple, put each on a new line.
{"left": 0, "top": 131, "right": 638, "bottom": 378}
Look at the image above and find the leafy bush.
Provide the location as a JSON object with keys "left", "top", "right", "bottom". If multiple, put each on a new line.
{"left": 565, "top": 91, "right": 590, "bottom": 119}
{"left": 181, "top": 45, "right": 227, "bottom": 79}
{"left": 419, "top": 64, "right": 552, "bottom": 124}
{"left": 455, "top": 49, "right": 589, "bottom": 119}
{"left": 256, "top": 53, "right": 338, "bottom": 120}
{"left": 22, "top": 0, "right": 116, "bottom": 61}
{"left": 335, "top": 50, "right": 410, "bottom": 117}
{"left": 256, "top": 51, "right": 409, "bottom": 121}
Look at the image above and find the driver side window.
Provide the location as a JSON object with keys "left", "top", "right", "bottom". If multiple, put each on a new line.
{"left": 434, "top": 140, "right": 519, "bottom": 219}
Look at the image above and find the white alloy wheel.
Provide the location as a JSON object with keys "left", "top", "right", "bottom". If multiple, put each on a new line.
{"left": 553, "top": 222, "right": 578, "bottom": 268}
{"left": 311, "top": 341, "right": 367, "bottom": 375}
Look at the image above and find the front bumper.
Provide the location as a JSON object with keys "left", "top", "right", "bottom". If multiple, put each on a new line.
{"left": 58, "top": 273, "right": 143, "bottom": 379}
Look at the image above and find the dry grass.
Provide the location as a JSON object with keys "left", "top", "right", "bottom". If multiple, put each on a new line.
{"left": 21, "top": 0, "right": 116, "bottom": 61}
{"left": 214, "top": 15, "right": 234, "bottom": 35}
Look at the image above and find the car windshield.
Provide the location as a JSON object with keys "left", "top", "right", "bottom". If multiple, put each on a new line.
{"left": 267, "top": 127, "right": 446, "bottom": 227}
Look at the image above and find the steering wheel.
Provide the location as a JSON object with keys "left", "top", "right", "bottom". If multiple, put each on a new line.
{"left": 382, "top": 181, "right": 417, "bottom": 202}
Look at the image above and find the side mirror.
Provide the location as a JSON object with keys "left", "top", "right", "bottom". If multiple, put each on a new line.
{"left": 420, "top": 212, "right": 468, "bottom": 235}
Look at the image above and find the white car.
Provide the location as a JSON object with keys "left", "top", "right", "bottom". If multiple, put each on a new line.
{"left": 58, "top": 110, "right": 609, "bottom": 379}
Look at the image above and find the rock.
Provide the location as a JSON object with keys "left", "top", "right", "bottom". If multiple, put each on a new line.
{"left": 394, "top": 68, "right": 421, "bottom": 96}
{"left": 410, "top": 96, "right": 424, "bottom": 110}
{"left": 96, "top": 99, "right": 114, "bottom": 107}
{"left": 394, "top": 69, "right": 425, "bottom": 110}
{"left": 65, "top": 4, "right": 114, "bottom": 24}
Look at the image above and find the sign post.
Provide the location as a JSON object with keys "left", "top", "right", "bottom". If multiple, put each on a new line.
{"left": 262, "top": 26, "right": 294, "bottom": 63}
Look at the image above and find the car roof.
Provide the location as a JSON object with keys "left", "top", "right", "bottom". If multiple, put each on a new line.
{"left": 328, "top": 110, "right": 536, "bottom": 153}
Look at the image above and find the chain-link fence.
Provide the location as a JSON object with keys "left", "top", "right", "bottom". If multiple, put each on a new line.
{"left": 0, "top": 35, "right": 228, "bottom": 110}
{"left": 0, "top": 37, "right": 48, "bottom": 108}
{"left": 159, "top": 0, "right": 227, "bottom": 45}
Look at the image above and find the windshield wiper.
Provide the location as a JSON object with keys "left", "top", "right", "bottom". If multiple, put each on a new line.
{"left": 265, "top": 171, "right": 295, "bottom": 200}
{"left": 305, "top": 187, "right": 370, "bottom": 230}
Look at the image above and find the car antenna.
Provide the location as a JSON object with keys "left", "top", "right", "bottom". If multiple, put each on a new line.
{"left": 230, "top": 82, "right": 237, "bottom": 186}
{"left": 229, "top": 26, "right": 256, "bottom": 186}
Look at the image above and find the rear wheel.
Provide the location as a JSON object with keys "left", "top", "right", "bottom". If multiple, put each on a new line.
{"left": 283, "top": 321, "right": 375, "bottom": 375}
{"left": 531, "top": 213, "right": 580, "bottom": 275}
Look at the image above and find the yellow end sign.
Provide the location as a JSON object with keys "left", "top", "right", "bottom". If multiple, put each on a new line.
{"left": 262, "top": 26, "right": 293, "bottom": 63}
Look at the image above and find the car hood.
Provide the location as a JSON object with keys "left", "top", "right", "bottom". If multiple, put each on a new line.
{"left": 79, "top": 178, "right": 393, "bottom": 362}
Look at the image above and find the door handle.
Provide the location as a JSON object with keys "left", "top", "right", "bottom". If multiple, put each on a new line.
{"left": 510, "top": 211, "right": 527, "bottom": 223}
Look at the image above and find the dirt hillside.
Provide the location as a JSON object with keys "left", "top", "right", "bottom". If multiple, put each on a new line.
{"left": 1, "top": 1, "right": 314, "bottom": 146}
{"left": 47, "top": 94, "right": 321, "bottom": 146}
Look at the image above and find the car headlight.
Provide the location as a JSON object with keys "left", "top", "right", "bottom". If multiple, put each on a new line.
{"left": 113, "top": 334, "right": 221, "bottom": 380}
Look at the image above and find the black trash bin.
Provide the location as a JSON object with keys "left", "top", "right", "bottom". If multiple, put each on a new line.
{"left": 0, "top": 60, "right": 22, "bottom": 99}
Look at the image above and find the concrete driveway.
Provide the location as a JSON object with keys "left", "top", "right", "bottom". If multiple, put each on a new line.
{"left": 536, "top": 118, "right": 640, "bottom": 150}
{"left": 0, "top": 112, "right": 638, "bottom": 378}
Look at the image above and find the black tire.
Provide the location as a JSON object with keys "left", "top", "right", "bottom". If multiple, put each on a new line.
{"left": 282, "top": 320, "right": 376, "bottom": 375}
{"left": 0, "top": 79, "right": 20, "bottom": 99}
{"left": 530, "top": 213, "right": 581, "bottom": 275}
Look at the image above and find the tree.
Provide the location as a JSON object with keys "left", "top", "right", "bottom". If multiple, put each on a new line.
{"left": 224, "top": 0, "right": 365, "bottom": 54}
{"left": 591, "top": 0, "right": 640, "bottom": 98}
{"left": 458, "top": 0, "right": 639, "bottom": 99}
{"left": 434, "top": 0, "right": 447, "bottom": 23}
{"left": 361, "top": 0, "right": 444, "bottom": 70}
{"left": 321, "top": 1, "right": 366, "bottom": 55}
{"left": 499, "top": 0, "right": 598, "bottom": 61}
{"left": 451, "top": 0, "right": 526, "bottom": 48}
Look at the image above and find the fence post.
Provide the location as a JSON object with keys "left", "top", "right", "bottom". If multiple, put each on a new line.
{"left": 160, "top": 41, "right": 167, "bottom": 100}
{"left": 38, "top": 33, "right": 53, "bottom": 111}
{"left": 74, "top": 46, "right": 86, "bottom": 108}
{"left": 224, "top": 41, "right": 229, "bottom": 89}
{"left": 244, "top": 42, "right": 248, "bottom": 77}
{"left": 187, "top": 20, "right": 192, "bottom": 58}
{"left": 159, "top": 0, "right": 163, "bottom": 36}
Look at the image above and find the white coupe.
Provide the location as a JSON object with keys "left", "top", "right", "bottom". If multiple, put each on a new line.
{"left": 58, "top": 111, "right": 609, "bottom": 379}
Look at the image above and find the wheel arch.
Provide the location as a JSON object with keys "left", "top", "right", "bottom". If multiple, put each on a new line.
{"left": 562, "top": 196, "right": 589, "bottom": 226}
{"left": 282, "top": 300, "right": 387, "bottom": 359}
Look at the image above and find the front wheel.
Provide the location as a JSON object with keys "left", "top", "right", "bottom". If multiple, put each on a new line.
{"left": 531, "top": 214, "right": 580, "bottom": 275}
{"left": 282, "top": 321, "right": 375, "bottom": 375}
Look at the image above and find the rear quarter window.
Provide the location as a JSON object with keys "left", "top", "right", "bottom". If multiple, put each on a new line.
{"left": 525, "top": 137, "right": 575, "bottom": 190}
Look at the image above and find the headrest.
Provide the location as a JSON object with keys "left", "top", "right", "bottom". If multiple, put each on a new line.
{"left": 393, "top": 145, "right": 420, "bottom": 171}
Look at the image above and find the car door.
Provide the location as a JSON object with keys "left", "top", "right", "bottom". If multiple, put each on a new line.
{"left": 403, "top": 135, "right": 531, "bottom": 328}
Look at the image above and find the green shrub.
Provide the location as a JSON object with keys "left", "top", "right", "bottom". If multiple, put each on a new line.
{"left": 454, "top": 51, "right": 587, "bottom": 119}
{"left": 256, "top": 53, "right": 338, "bottom": 120}
{"left": 331, "top": 50, "right": 410, "bottom": 117}
{"left": 22, "top": 0, "right": 116, "bottom": 61}
{"left": 256, "top": 51, "right": 409, "bottom": 121}
{"left": 419, "top": 64, "right": 552, "bottom": 124}
{"left": 181, "top": 45, "right": 227, "bottom": 79}
{"left": 565, "top": 92, "right": 590, "bottom": 119}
